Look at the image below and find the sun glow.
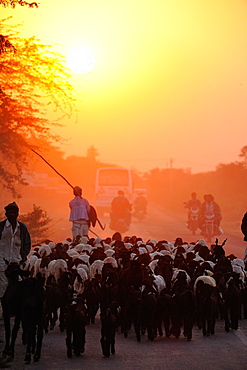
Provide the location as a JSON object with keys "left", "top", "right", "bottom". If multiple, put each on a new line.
{"left": 67, "top": 46, "right": 96, "bottom": 74}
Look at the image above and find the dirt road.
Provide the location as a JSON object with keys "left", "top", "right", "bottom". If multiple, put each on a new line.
{"left": 92, "top": 204, "right": 246, "bottom": 258}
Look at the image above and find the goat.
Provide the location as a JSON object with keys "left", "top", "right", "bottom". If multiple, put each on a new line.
{"left": 65, "top": 295, "right": 86, "bottom": 358}
{"left": 1, "top": 262, "right": 44, "bottom": 364}
{"left": 220, "top": 273, "right": 242, "bottom": 332}
{"left": 44, "top": 270, "right": 73, "bottom": 333}
{"left": 100, "top": 301, "right": 119, "bottom": 357}
{"left": 122, "top": 285, "right": 142, "bottom": 341}
{"left": 83, "top": 277, "right": 100, "bottom": 324}
{"left": 195, "top": 279, "right": 218, "bottom": 336}
{"left": 73, "top": 267, "right": 88, "bottom": 296}
{"left": 89, "top": 259, "right": 104, "bottom": 280}
{"left": 137, "top": 275, "right": 159, "bottom": 341}
{"left": 157, "top": 289, "right": 172, "bottom": 338}
{"left": 47, "top": 259, "right": 68, "bottom": 283}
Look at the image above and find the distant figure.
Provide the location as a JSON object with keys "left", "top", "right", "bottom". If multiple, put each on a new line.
{"left": 241, "top": 212, "right": 247, "bottom": 242}
{"left": 69, "top": 186, "right": 90, "bottom": 240}
{"left": 133, "top": 192, "right": 148, "bottom": 214}
{"left": 184, "top": 192, "right": 201, "bottom": 210}
{"left": 184, "top": 192, "right": 201, "bottom": 229}
{"left": 198, "top": 194, "right": 222, "bottom": 235}
{"left": 110, "top": 190, "right": 132, "bottom": 228}
{"left": 0, "top": 202, "right": 31, "bottom": 298}
{"left": 112, "top": 232, "right": 122, "bottom": 242}
{"left": 241, "top": 213, "right": 247, "bottom": 262}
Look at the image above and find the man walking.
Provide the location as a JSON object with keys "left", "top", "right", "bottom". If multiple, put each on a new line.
{"left": 0, "top": 202, "right": 31, "bottom": 299}
{"left": 69, "top": 186, "right": 90, "bottom": 240}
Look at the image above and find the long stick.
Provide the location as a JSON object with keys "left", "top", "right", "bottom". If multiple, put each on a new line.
{"left": 31, "top": 148, "right": 105, "bottom": 231}
{"left": 31, "top": 149, "right": 74, "bottom": 189}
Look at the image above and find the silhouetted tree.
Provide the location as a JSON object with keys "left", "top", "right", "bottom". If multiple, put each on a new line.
{"left": 19, "top": 204, "right": 52, "bottom": 243}
{"left": 0, "top": 0, "right": 38, "bottom": 7}
{"left": 0, "top": 20, "right": 74, "bottom": 196}
{"left": 86, "top": 146, "right": 99, "bottom": 162}
{"left": 239, "top": 146, "right": 247, "bottom": 167}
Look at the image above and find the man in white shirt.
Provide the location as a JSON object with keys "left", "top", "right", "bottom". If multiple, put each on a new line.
{"left": 0, "top": 202, "right": 31, "bottom": 298}
{"left": 69, "top": 186, "right": 90, "bottom": 240}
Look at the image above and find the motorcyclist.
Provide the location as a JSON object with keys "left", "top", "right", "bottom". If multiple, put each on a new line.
{"left": 241, "top": 212, "right": 247, "bottom": 262}
{"left": 241, "top": 212, "right": 247, "bottom": 242}
{"left": 184, "top": 192, "right": 201, "bottom": 229}
{"left": 198, "top": 194, "right": 222, "bottom": 235}
{"left": 110, "top": 190, "right": 132, "bottom": 229}
{"left": 133, "top": 192, "right": 147, "bottom": 214}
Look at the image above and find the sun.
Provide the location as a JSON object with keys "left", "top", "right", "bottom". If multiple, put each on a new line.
{"left": 67, "top": 46, "right": 96, "bottom": 74}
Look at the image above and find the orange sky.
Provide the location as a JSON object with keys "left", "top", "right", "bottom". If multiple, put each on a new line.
{"left": 3, "top": 0, "right": 247, "bottom": 173}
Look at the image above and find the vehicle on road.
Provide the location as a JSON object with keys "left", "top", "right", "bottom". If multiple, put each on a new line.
{"left": 109, "top": 216, "right": 129, "bottom": 233}
{"left": 202, "top": 213, "right": 216, "bottom": 243}
{"left": 187, "top": 207, "right": 199, "bottom": 235}
{"left": 95, "top": 167, "right": 133, "bottom": 216}
{"left": 133, "top": 209, "right": 146, "bottom": 222}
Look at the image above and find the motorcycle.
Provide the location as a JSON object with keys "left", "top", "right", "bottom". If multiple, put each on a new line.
{"left": 201, "top": 212, "right": 222, "bottom": 243}
{"left": 187, "top": 207, "right": 199, "bottom": 235}
{"left": 133, "top": 210, "right": 146, "bottom": 222}
{"left": 109, "top": 215, "right": 129, "bottom": 233}
{"left": 204, "top": 215, "right": 214, "bottom": 243}
{"left": 133, "top": 207, "right": 146, "bottom": 222}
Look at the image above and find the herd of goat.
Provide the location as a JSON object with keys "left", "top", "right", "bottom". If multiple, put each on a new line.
{"left": 1, "top": 233, "right": 246, "bottom": 365}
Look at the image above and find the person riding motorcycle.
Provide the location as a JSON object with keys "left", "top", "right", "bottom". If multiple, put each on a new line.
{"left": 198, "top": 194, "right": 222, "bottom": 235}
{"left": 184, "top": 192, "right": 201, "bottom": 230}
{"left": 110, "top": 190, "right": 132, "bottom": 229}
{"left": 133, "top": 192, "right": 147, "bottom": 214}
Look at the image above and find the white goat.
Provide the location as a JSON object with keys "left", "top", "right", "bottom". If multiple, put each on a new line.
{"left": 103, "top": 257, "right": 118, "bottom": 269}
{"left": 74, "top": 263, "right": 89, "bottom": 275}
{"left": 172, "top": 268, "right": 191, "bottom": 286}
{"left": 89, "top": 259, "right": 104, "bottom": 280}
{"left": 73, "top": 267, "right": 88, "bottom": 295}
{"left": 193, "top": 275, "right": 216, "bottom": 293}
{"left": 104, "top": 249, "right": 115, "bottom": 258}
{"left": 153, "top": 274, "right": 166, "bottom": 294}
{"left": 46, "top": 259, "right": 68, "bottom": 283}
{"left": 38, "top": 244, "right": 52, "bottom": 258}
{"left": 78, "top": 254, "right": 90, "bottom": 265}
{"left": 33, "top": 258, "right": 45, "bottom": 279}
{"left": 148, "top": 259, "right": 159, "bottom": 273}
{"left": 23, "top": 255, "right": 39, "bottom": 276}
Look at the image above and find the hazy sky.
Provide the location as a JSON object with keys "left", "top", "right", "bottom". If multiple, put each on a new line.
{"left": 3, "top": 0, "right": 247, "bottom": 173}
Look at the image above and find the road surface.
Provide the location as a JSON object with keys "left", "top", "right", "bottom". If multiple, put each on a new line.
{"left": 1, "top": 205, "right": 247, "bottom": 369}
{"left": 93, "top": 205, "right": 246, "bottom": 258}
{"left": 1, "top": 310, "right": 247, "bottom": 370}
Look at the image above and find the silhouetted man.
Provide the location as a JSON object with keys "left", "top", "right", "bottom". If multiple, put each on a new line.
{"left": 184, "top": 192, "right": 201, "bottom": 210}
{"left": 0, "top": 202, "right": 31, "bottom": 299}
{"left": 184, "top": 192, "right": 201, "bottom": 229}
{"left": 134, "top": 192, "right": 147, "bottom": 214}
{"left": 110, "top": 190, "right": 132, "bottom": 228}
{"left": 198, "top": 194, "right": 222, "bottom": 235}
{"left": 241, "top": 212, "right": 247, "bottom": 242}
{"left": 69, "top": 186, "right": 90, "bottom": 240}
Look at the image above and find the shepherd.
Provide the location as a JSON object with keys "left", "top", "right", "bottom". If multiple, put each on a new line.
{"left": 69, "top": 186, "right": 91, "bottom": 240}
{"left": 31, "top": 149, "right": 105, "bottom": 238}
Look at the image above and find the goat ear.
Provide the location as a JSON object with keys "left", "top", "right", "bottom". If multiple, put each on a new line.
{"left": 222, "top": 238, "right": 227, "bottom": 247}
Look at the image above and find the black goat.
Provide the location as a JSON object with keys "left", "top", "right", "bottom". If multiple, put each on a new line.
{"left": 100, "top": 301, "right": 119, "bottom": 357}
{"left": 221, "top": 273, "right": 242, "bottom": 332}
{"left": 1, "top": 262, "right": 44, "bottom": 364}
{"left": 44, "top": 271, "right": 73, "bottom": 333}
{"left": 65, "top": 295, "right": 86, "bottom": 358}
{"left": 196, "top": 280, "right": 218, "bottom": 336}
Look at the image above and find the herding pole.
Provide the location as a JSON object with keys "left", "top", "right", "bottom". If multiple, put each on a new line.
{"left": 31, "top": 149, "right": 105, "bottom": 233}
{"left": 31, "top": 149, "right": 74, "bottom": 189}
